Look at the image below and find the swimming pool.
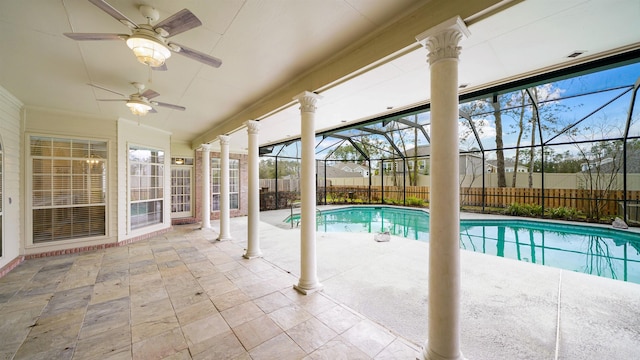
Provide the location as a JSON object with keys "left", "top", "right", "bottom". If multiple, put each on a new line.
{"left": 286, "top": 206, "right": 640, "bottom": 284}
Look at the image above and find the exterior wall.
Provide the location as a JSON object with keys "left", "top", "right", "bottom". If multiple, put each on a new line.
{"left": 171, "top": 140, "right": 196, "bottom": 158}
{"left": 7, "top": 106, "right": 174, "bottom": 258}
{"left": 194, "top": 150, "right": 248, "bottom": 222}
{"left": 24, "top": 108, "right": 119, "bottom": 255}
{"left": 117, "top": 119, "right": 172, "bottom": 242}
{"left": 0, "top": 86, "right": 23, "bottom": 272}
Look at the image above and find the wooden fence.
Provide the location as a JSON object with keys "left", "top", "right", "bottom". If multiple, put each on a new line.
{"left": 317, "top": 185, "right": 640, "bottom": 219}
{"left": 259, "top": 183, "right": 640, "bottom": 223}
{"left": 259, "top": 178, "right": 300, "bottom": 193}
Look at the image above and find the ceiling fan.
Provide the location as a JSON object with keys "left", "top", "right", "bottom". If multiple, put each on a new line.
{"left": 90, "top": 82, "right": 186, "bottom": 116}
{"left": 64, "top": 0, "right": 222, "bottom": 69}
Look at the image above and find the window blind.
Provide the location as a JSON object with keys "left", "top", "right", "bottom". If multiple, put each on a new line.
{"left": 30, "top": 137, "right": 107, "bottom": 243}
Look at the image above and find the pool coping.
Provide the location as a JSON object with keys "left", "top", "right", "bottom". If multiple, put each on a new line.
{"left": 252, "top": 208, "right": 640, "bottom": 359}
{"left": 277, "top": 204, "right": 640, "bottom": 235}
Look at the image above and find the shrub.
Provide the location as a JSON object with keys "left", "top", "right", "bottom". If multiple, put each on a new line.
{"left": 406, "top": 196, "right": 426, "bottom": 207}
{"left": 545, "top": 206, "right": 582, "bottom": 220}
{"left": 383, "top": 198, "right": 401, "bottom": 205}
{"left": 504, "top": 203, "right": 543, "bottom": 217}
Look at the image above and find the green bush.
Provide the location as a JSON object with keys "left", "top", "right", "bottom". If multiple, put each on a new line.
{"left": 406, "top": 196, "right": 426, "bottom": 207}
{"left": 505, "top": 203, "right": 584, "bottom": 220}
{"left": 504, "top": 203, "right": 543, "bottom": 217}
{"left": 545, "top": 206, "right": 582, "bottom": 220}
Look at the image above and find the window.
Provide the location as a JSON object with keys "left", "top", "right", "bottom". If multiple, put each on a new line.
{"left": 230, "top": 159, "right": 239, "bottom": 209}
{"left": 31, "top": 137, "right": 107, "bottom": 243}
{"left": 171, "top": 157, "right": 193, "bottom": 218}
{"left": 129, "top": 146, "right": 164, "bottom": 230}
{"left": 211, "top": 158, "right": 240, "bottom": 211}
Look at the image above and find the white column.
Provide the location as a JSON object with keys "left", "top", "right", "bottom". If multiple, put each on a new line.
{"left": 293, "top": 91, "right": 323, "bottom": 295}
{"left": 416, "top": 16, "right": 469, "bottom": 360}
{"left": 217, "top": 135, "right": 232, "bottom": 241}
{"left": 244, "top": 120, "right": 262, "bottom": 258}
{"left": 200, "top": 143, "right": 213, "bottom": 230}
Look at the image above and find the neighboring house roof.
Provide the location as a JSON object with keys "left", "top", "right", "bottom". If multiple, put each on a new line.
{"left": 486, "top": 159, "right": 528, "bottom": 169}
{"left": 319, "top": 162, "right": 369, "bottom": 178}
{"left": 338, "top": 162, "right": 368, "bottom": 172}
{"left": 403, "top": 145, "right": 430, "bottom": 157}
{"left": 404, "top": 145, "right": 482, "bottom": 160}
{"left": 581, "top": 154, "right": 640, "bottom": 173}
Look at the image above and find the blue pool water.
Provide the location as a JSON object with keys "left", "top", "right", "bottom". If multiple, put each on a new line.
{"left": 286, "top": 206, "right": 640, "bottom": 284}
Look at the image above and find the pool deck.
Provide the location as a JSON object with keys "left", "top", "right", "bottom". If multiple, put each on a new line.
{"left": 1, "top": 207, "right": 638, "bottom": 359}
{"left": 259, "top": 206, "right": 640, "bottom": 359}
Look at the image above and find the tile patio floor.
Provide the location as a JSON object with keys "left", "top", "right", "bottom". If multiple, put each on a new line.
{"left": 3, "top": 207, "right": 640, "bottom": 359}
{"left": 0, "top": 223, "right": 419, "bottom": 360}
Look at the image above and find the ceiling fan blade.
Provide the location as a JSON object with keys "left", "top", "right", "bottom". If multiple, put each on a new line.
{"left": 152, "top": 101, "right": 186, "bottom": 111}
{"left": 89, "top": 83, "right": 126, "bottom": 97}
{"left": 153, "top": 9, "right": 201, "bottom": 38}
{"left": 169, "top": 42, "right": 222, "bottom": 68}
{"left": 64, "top": 33, "right": 126, "bottom": 41}
{"left": 152, "top": 63, "right": 168, "bottom": 71}
{"left": 149, "top": 108, "right": 158, "bottom": 114}
{"left": 89, "top": 0, "right": 138, "bottom": 28}
{"left": 141, "top": 89, "right": 161, "bottom": 100}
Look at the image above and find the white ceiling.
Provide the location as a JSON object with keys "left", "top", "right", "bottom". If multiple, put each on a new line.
{"left": 1, "top": 0, "right": 638, "bottom": 153}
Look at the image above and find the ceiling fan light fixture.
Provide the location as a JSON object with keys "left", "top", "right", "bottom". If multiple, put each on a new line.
{"left": 126, "top": 100, "right": 153, "bottom": 116}
{"left": 126, "top": 36, "right": 171, "bottom": 67}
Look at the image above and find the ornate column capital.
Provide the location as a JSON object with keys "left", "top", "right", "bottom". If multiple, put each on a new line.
{"left": 218, "top": 135, "right": 230, "bottom": 146}
{"left": 416, "top": 16, "right": 470, "bottom": 65}
{"left": 293, "top": 91, "right": 323, "bottom": 113}
{"left": 245, "top": 120, "right": 260, "bottom": 134}
{"left": 201, "top": 143, "right": 214, "bottom": 151}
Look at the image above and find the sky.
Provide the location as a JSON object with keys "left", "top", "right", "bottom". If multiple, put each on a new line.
{"left": 262, "top": 61, "right": 640, "bottom": 162}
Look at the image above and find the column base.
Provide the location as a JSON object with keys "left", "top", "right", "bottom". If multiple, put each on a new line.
{"left": 293, "top": 282, "right": 323, "bottom": 295}
{"left": 421, "top": 345, "right": 466, "bottom": 360}
{"left": 243, "top": 250, "right": 262, "bottom": 259}
{"left": 216, "top": 235, "right": 232, "bottom": 241}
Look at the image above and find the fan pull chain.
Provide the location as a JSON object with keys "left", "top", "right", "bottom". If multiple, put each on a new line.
{"left": 148, "top": 66, "right": 153, "bottom": 84}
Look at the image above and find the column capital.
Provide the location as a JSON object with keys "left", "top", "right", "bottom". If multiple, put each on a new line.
{"left": 218, "top": 135, "right": 230, "bottom": 146}
{"left": 416, "top": 16, "right": 470, "bottom": 65}
{"left": 201, "top": 143, "right": 214, "bottom": 151}
{"left": 293, "top": 91, "right": 322, "bottom": 113}
{"left": 245, "top": 120, "right": 260, "bottom": 134}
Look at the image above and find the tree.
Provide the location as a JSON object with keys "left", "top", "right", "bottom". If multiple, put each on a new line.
{"left": 568, "top": 118, "right": 625, "bottom": 221}
{"left": 381, "top": 119, "right": 426, "bottom": 187}
{"left": 329, "top": 142, "right": 359, "bottom": 161}
{"left": 492, "top": 99, "right": 507, "bottom": 187}
{"left": 459, "top": 97, "right": 508, "bottom": 187}
{"left": 527, "top": 88, "right": 538, "bottom": 188}
{"left": 510, "top": 90, "right": 527, "bottom": 186}
{"left": 258, "top": 158, "right": 300, "bottom": 179}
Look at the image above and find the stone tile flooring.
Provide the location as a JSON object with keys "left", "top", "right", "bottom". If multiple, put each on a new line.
{"left": 0, "top": 225, "right": 420, "bottom": 359}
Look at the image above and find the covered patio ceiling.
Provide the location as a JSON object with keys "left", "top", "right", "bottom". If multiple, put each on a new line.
{"left": 0, "top": 0, "right": 638, "bottom": 153}
{"left": 218, "top": 0, "right": 640, "bottom": 153}
{"left": 260, "top": 55, "right": 640, "bottom": 163}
